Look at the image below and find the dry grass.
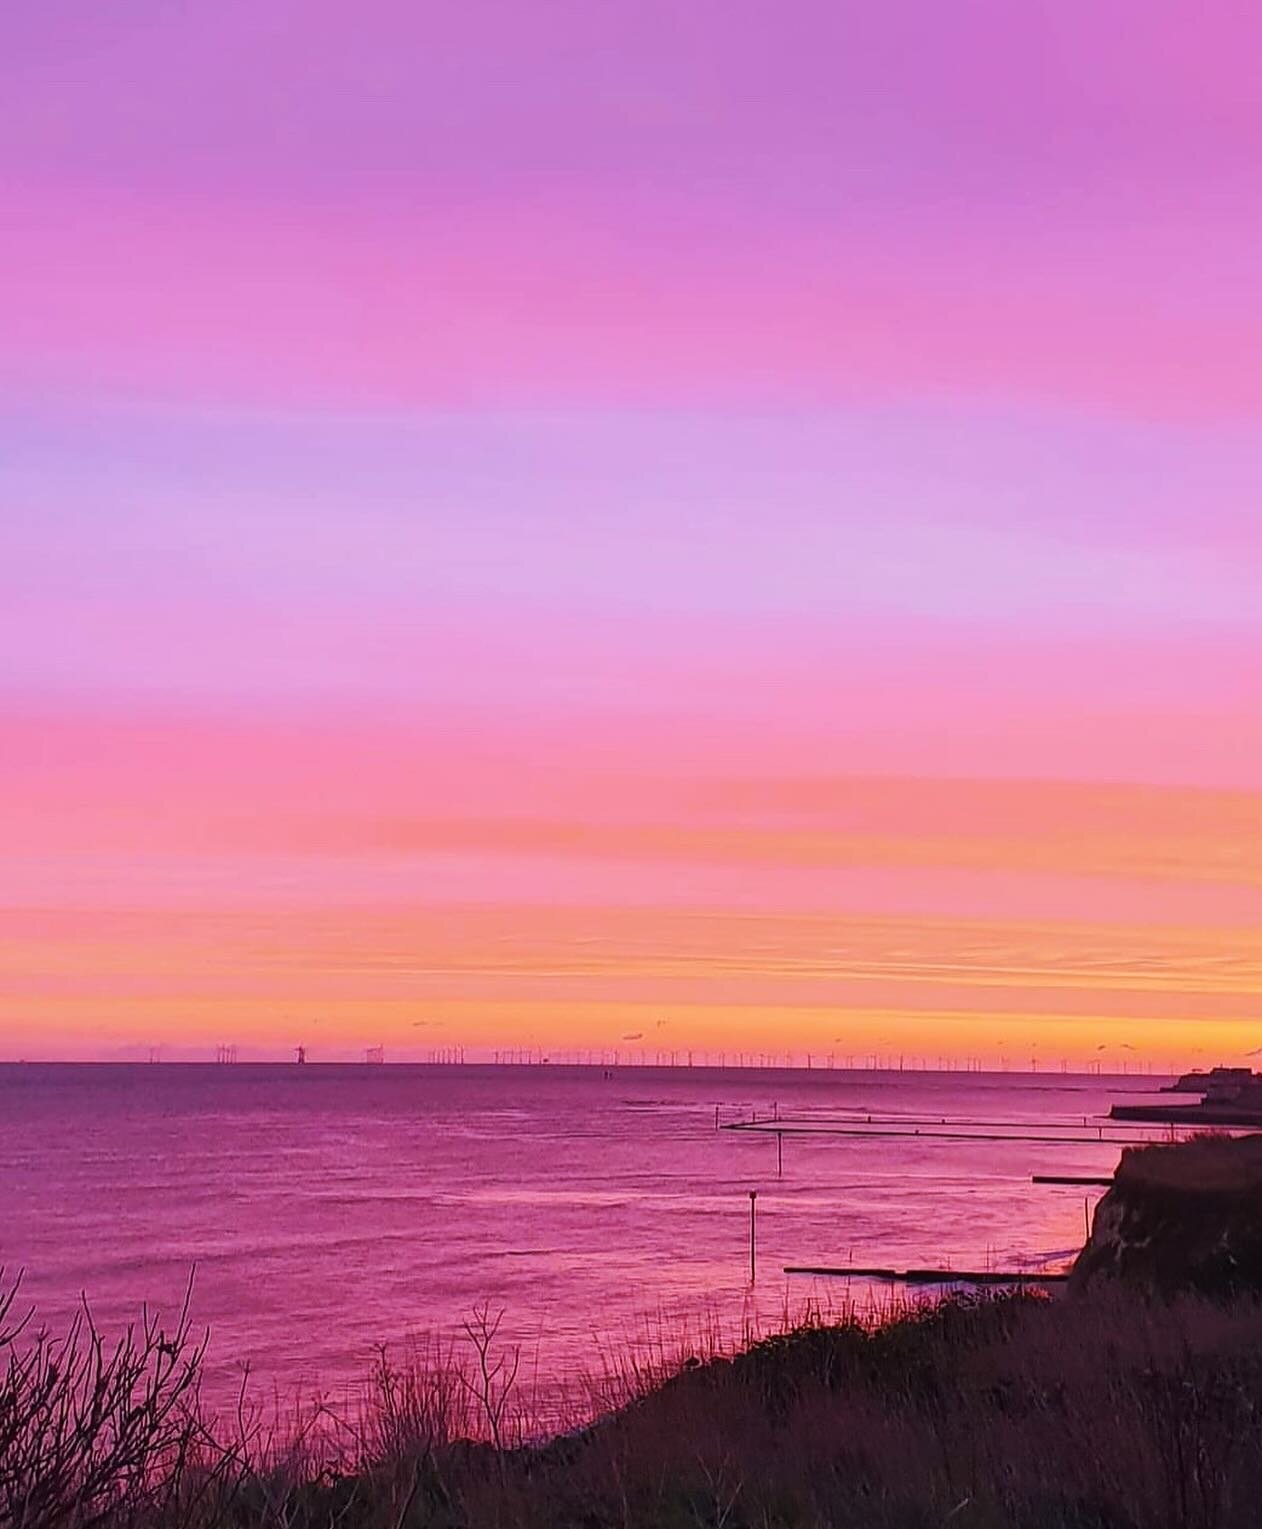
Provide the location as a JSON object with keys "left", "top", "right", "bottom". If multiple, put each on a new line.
{"left": 1116, "top": 1132, "right": 1262, "bottom": 1195}
{"left": 9, "top": 1271, "right": 1262, "bottom": 1528}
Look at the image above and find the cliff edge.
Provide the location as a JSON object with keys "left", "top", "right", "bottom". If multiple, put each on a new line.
{"left": 1072, "top": 1133, "right": 1262, "bottom": 1297}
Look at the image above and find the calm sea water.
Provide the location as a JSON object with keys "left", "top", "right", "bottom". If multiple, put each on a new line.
{"left": 0, "top": 1064, "right": 1165, "bottom": 1404}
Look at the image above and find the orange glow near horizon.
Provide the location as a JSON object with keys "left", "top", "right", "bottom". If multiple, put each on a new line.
{"left": 3, "top": 710, "right": 1260, "bottom": 1068}
{"left": 5, "top": 0, "right": 1262, "bottom": 1070}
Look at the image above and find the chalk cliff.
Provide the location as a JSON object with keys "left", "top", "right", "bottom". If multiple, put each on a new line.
{"left": 1072, "top": 1134, "right": 1262, "bottom": 1297}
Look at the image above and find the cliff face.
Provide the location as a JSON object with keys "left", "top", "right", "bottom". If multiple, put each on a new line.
{"left": 1072, "top": 1135, "right": 1262, "bottom": 1297}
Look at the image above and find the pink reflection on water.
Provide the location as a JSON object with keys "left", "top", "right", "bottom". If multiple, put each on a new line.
{"left": 0, "top": 1064, "right": 1142, "bottom": 1409}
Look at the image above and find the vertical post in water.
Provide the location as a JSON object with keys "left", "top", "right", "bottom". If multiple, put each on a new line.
{"left": 748, "top": 1190, "right": 758, "bottom": 1283}
{"left": 715, "top": 1104, "right": 720, "bottom": 1131}
{"left": 777, "top": 1130, "right": 783, "bottom": 1178}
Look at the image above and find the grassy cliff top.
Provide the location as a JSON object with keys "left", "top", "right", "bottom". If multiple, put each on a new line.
{"left": 1117, "top": 1131, "right": 1262, "bottom": 1194}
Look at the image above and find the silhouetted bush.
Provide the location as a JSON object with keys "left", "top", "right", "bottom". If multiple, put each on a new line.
{"left": 0, "top": 1269, "right": 212, "bottom": 1528}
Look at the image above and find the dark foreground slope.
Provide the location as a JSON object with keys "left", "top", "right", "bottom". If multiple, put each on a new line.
{"left": 10, "top": 1283, "right": 1262, "bottom": 1529}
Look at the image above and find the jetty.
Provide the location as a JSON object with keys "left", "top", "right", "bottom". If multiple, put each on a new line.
{"left": 722, "top": 1111, "right": 1186, "bottom": 1148}
{"left": 784, "top": 1265, "right": 1071, "bottom": 1285}
{"left": 1032, "top": 1174, "right": 1113, "bottom": 1186}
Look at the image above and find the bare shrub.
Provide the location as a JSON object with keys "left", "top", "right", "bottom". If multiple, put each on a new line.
{"left": 0, "top": 1269, "right": 210, "bottom": 1529}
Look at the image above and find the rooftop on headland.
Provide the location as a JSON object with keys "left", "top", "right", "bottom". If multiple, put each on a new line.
{"left": 1163, "top": 1066, "right": 1256, "bottom": 1097}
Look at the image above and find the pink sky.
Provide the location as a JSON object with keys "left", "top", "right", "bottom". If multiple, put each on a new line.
{"left": 3, "top": 0, "right": 1261, "bottom": 1061}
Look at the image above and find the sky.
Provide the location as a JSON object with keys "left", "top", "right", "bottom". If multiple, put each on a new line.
{"left": 3, "top": 0, "right": 1262, "bottom": 1064}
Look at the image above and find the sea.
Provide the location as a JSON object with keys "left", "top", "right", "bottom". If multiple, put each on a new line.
{"left": 0, "top": 1063, "right": 1170, "bottom": 1409}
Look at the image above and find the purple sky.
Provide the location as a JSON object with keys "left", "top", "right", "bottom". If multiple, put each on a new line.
{"left": 3, "top": 0, "right": 1262, "bottom": 1058}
